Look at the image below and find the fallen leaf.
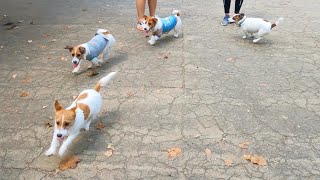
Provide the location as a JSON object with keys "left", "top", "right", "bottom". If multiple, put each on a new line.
{"left": 51, "top": 39, "right": 57, "bottom": 42}
{"left": 40, "top": 45, "right": 47, "bottom": 49}
{"left": 243, "top": 154, "right": 251, "bottom": 160}
{"left": 164, "top": 55, "right": 168, "bottom": 59}
{"left": 12, "top": 74, "right": 17, "bottom": 79}
{"left": 104, "top": 144, "right": 115, "bottom": 157}
{"left": 59, "top": 156, "right": 81, "bottom": 171}
{"left": 224, "top": 159, "right": 233, "bottom": 166}
{"left": 87, "top": 71, "right": 100, "bottom": 77}
{"left": 167, "top": 147, "right": 182, "bottom": 158}
{"left": 20, "top": 91, "right": 29, "bottom": 97}
{"left": 96, "top": 122, "right": 106, "bottom": 130}
{"left": 22, "top": 76, "right": 32, "bottom": 83}
{"left": 239, "top": 141, "right": 250, "bottom": 149}
{"left": 45, "top": 122, "right": 53, "bottom": 128}
{"left": 204, "top": 148, "right": 212, "bottom": 156}
{"left": 250, "top": 155, "right": 267, "bottom": 166}
{"left": 6, "top": 24, "right": 17, "bottom": 30}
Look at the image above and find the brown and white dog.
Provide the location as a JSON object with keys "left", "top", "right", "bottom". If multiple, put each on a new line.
{"left": 65, "top": 29, "right": 115, "bottom": 73}
{"left": 141, "top": 10, "right": 182, "bottom": 45}
{"left": 45, "top": 72, "right": 117, "bottom": 156}
{"left": 228, "top": 13, "right": 283, "bottom": 43}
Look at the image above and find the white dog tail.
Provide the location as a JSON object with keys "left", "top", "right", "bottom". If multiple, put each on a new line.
{"left": 172, "top": 10, "right": 180, "bottom": 16}
{"left": 94, "top": 72, "right": 117, "bottom": 92}
{"left": 271, "top": 17, "right": 284, "bottom": 29}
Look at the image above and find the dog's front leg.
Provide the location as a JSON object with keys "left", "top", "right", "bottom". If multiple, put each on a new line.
{"left": 45, "top": 133, "right": 59, "bottom": 156}
{"left": 58, "top": 132, "right": 79, "bottom": 156}
{"left": 148, "top": 35, "right": 158, "bottom": 45}
{"left": 242, "top": 30, "right": 249, "bottom": 39}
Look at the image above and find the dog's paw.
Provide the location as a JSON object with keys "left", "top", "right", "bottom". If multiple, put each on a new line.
{"left": 148, "top": 40, "right": 155, "bottom": 45}
{"left": 242, "top": 35, "right": 247, "bottom": 39}
{"left": 45, "top": 149, "right": 55, "bottom": 156}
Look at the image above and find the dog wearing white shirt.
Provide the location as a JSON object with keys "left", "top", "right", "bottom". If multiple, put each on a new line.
{"left": 228, "top": 13, "right": 283, "bottom": 43}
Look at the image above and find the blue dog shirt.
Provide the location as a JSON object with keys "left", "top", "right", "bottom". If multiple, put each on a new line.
{"left": 161, "top": 15, "right": 177, "bottom": 33}
{"left": 85, "top": 34, "right": 109, "bottom": 61}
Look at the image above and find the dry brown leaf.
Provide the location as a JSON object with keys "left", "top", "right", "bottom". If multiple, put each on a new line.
{"left": 167, "top": 147, "right": 182, "bottom": 158}
{"left": 45, "top": 122, "right": 53, "bottom": 128}
{"left": 224, "top": 159, "right": 233, "bottom": 166}
{"left": 20, "top": 91, "right": 29, "bottom": 97}
{"left": 22, "top": 76, "right": 32, "bottom": 83}
{"left": 96, "top": 122, "right": 106, "bottom": 130}
{"left": 239, "top": 141, "right": 250, "bottom": 149}
{"left": 243, "top": 154, "right": 251, "bottom": 160}
{"left": 204, "top": 148, "right": 212, "bottom": 156}
{"left": 40, "top": 45, "right": 47, "bottom": 49}
{"left": 87, "top": 71, "right": 100, "bottom": 77}
{"left": 164, "top": 55, "right": 169, "bottom": 59}
{"left": 59, "top": 156, "right": 81, "bottom": 171}
{"left": 250, "top": 155, "right": 267, "bottom": 166}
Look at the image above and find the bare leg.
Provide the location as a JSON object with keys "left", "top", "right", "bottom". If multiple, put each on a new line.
{"left": 136, "top": 0, "right": 146, "bottom": 21}
{"left": 148, "top": 0, "right": 157, "bottom": 17}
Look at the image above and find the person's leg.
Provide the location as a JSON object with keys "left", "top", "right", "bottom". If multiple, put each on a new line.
{"left": 148, "top": 0, "right": 157, "bottom": 17}
{"left": 235, "top": 0, "right": 244, "bottom": 14}
{"left": 221, "top": 0, "right": 231, "bottom": 26}
{"left": 136, "top": 0, "right": 146, "bottom": 30}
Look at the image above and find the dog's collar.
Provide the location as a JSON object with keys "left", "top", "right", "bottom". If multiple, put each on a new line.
{"left": 237, "top": 16, "right": 247, "bottom": 27}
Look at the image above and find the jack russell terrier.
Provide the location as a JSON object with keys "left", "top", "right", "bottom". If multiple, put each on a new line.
{"left": 228, "top": 13, "right": 284, "bottom": 43}
{"left": 141, "top": 10, "right": 182, "bottom": 45}
{"left": 65, "top": 29, "right": 116, "bottom": 73}
{"left": 45, "top": 72, "right": 117, "bottom": 156}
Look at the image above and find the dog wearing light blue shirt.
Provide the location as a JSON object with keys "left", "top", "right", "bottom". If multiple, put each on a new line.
{"left": 141, "top": 10, "right": 182, "bottom": 45}
{"left": 65, "top": 29, "right": 116, "bottom": 73}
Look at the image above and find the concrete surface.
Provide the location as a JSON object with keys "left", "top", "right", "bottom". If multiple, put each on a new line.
{"left": 0, "top": 0, "right": 320, "bottom": 179}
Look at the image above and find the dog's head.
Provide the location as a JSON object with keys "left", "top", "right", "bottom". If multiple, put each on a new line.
{"left": 141, "top": 15, "right": 158, "bottom": 33}
{"left": 64, "top": 45, "right": 86, "bottom": 72}
{"left": 228, "top": 13, "right": 245, "bottom": 23}
{"left": 53, "top": 100, "right": 77, "bottom": 141}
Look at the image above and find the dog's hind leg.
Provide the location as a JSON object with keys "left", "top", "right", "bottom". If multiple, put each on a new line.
{"left": 45, "top": 133, "right": 60, "bottom": 156}
{"left": 58, "top": 131, "right": 80, "bottom": 156}
{"left": 84, "top": 120, "right": 92, "bottom": 131}
{"left": 253, "top": 30, "right": 268, "bottom": 43}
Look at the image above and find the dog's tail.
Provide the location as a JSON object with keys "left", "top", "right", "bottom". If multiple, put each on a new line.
{"left": 172, "top": 10, "right": 180, "bottom": 16}
{"left": 271, "top": 17, "right": 284, "bottom": 29}
{"left": 93, "top": 72, "right": 117, "bottom": 92}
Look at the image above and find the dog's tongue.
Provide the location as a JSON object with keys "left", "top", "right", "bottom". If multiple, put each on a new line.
{"left": 58, "top": 137, "right": 64, "bottom": 142}
{"left": 143, "top": 30, "right": 149, "bottom": 36}
{"left": 73, "top": 64, "right": 78, "bottom": 69}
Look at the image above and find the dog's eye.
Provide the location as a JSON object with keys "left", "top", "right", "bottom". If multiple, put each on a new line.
{"left": 76, "top": 54, "right": 81, "bottom": 57}
{"left": 56, "top": 121, "right": 60, "bottom": 125}
{"left": 71, "top": 53, "right": 75, "bottom": 56}
{"left": 64, "top": 122, "right": 69, "bottom": 126}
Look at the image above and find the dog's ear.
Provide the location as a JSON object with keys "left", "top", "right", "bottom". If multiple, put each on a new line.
{"left": 70, "top": 106, "right": 77, "bottom": 112}
{"left": 54, "top": 100, "right": 63, "bottom": 111}
{"left": 151, "top": 18, "right": 158, "bottom": 25}
{"left": 79, "top": 46, "right": 86, "bottom": 54}
{"left": 64, "top": 45, "right": 73, "bottom": 52}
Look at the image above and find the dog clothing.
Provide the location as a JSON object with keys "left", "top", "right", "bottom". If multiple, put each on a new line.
{"left": 161, "top": 15, "right": 177, "bottom": 33}
{"left": 85, "top": 34, "right": 109, "bottom": 61}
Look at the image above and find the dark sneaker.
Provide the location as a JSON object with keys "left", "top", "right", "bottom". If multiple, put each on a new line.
{"left": 221, "top": 15, "right": 230, "bottom": 26}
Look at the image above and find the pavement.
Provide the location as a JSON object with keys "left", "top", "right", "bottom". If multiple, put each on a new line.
{"left": 1, "top": 0, "right": 320, "bottom": 179}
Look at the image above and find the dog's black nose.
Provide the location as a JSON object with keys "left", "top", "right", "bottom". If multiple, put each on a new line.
{"left": 144, "top": 28, "right": 147, "bottom": 30}
{"left": 57, "top": 134, "right": 62, "bottom": 138}
{"left": 72, "top": 61, "right": 77, "bottom": 64}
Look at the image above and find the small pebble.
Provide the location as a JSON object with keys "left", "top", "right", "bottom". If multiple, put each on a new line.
{"left": 27, "top": 40, "right": 32, "bottom": 43}
{"left": 26, "top": 57, "right": 29, "bottom": 59}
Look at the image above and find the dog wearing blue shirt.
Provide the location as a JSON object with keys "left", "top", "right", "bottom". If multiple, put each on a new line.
{"left": 65, "top": 29, "right": 115, "bottom": 73}
{"left": 141, "top": 10, "right": 182, "bottom": 45}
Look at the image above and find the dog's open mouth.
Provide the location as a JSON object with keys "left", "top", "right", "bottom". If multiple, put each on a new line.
{"left": 58, "top": 137, "right": 65, "bottom": 142}
{"left": 143, "top": 30, "right": 150, "bottom": 35}
{"left": 73, "top": 63, "right": 78, "bottom": 69}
